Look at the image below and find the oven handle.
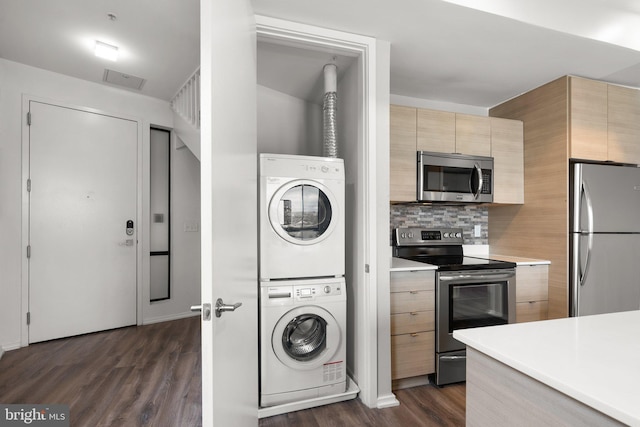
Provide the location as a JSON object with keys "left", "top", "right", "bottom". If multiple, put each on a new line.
{"left": 439, "top": 272, "right": 515, "bottom": 282}
{"left": 440, "top": 355, "right": 467, "bottom": 361}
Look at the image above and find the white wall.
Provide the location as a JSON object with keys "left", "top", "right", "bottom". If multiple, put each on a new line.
{"left": 257, "top": 84, "right": 322, "bottom": 155}
{"left": 390, "top": 93, "right": 488, "bottom": 116}
{"left": 0, "top": 58, "right": 199, "bottom": 350}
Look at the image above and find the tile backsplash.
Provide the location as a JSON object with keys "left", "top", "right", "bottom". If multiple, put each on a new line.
{"left": 390, "top": 204, "right": 488, "bottom": 245}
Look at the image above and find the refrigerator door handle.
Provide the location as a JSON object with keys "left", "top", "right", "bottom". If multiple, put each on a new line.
{"left": 582, "top": 181, "right": 594, "bottom": 234}
{"left": 580, "top": 232, "right": 593, "bottom": 287}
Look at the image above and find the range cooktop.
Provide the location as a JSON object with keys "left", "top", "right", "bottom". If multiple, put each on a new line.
{"left": 393, "top": 227, "right": 516, "bottom": 271}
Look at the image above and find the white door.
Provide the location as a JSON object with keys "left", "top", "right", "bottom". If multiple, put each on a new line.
{"left": 200, "top": 0, "right": 258, "bottom": 426}
{"left": 28, "top": 101, "right": 137, "bottom": 343}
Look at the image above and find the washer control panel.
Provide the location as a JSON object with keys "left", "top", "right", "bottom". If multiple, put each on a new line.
{"left": 295, "top": 282, "right": 342, "bottom": 300}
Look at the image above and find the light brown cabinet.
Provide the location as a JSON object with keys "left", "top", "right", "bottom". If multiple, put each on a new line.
{"left": 416, "top": 108, "right": 455, "bottom": 153}
{"left": 417, "top": 109, "right": 491, "bottom": 156}
{"left": 455, "top": 113, "right": 491, "bottom": 156}
{"left": 569, "top": 77, "right": 608, "bottom": 161}
{"left": 390, "top": 105, "right": 417, "bottom": 202}
{"left": 390, "top": 270, "right": 435, "bottom": 381}
{"left": 515, "top": 264, "right": 549, "bottom": 323}
{"left": 490, "top": 76, "right": 640, "bottom": 319}
{"left": 570, "top": 76, "right": 640, "bottom": 164}
{"left": 491, "top": 117, "right": 524, "bottom": 204}
{"left": 390, "top": 104, "right": 524, "bottom": 204}
{"left": 608, "top": 84, "right": 640, "bottom": 164}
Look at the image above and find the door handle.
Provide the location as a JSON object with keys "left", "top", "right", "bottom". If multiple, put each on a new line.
{"left": 191, "top": 303, "right": 212, "bottom": 321}
{"left": 215, "top": 298, "right": 242, "bottom": 318}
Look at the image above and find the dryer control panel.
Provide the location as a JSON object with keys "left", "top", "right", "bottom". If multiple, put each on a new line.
{"left": 295, "top": 282, "right": 342, "bottom": 300}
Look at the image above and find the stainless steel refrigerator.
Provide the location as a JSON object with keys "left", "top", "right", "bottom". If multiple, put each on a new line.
{"left": 570, "top": 162, "right": 640, "bottom": 316}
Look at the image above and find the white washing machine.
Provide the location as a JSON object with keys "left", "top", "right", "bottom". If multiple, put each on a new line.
{"left": 259, "top": 153, "right": 345, "bottom": 281}
{"left": 260, "top": 277, "right": 347, "bottom": 408}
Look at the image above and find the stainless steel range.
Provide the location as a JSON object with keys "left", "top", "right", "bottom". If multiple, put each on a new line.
{"left": 393, "top": 227, "right": 516, "bottom": 386}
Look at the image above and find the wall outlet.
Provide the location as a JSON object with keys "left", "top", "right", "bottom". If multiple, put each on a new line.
{"left": 184, "top": 221, "right": 200, "bottom": 232}
{"left": 474, "top": 224, "right": 481, "bottom": 237}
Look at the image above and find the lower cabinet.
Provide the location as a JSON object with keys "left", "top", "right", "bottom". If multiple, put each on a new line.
{"left": 515, "top": 264, "right": 549, "bottom": 323}
{"left": 390, "top": 270, "right": 435, "bottom": 381}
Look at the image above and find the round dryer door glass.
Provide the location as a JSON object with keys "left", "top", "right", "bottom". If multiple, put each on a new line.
{"left": 281, "top": 314, "right": 327, "bottom": 362}
{"left": 275, "top": 184, "right": 332, "bottom": 241}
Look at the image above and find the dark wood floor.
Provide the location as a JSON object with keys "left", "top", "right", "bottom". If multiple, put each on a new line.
{"left": 0, "top": 317, "right": 465, "bottom": 426}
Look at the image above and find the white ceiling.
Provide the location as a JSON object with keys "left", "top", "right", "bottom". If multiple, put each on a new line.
{"left": 2, "top": 0, "right": 640, "bottom": 108}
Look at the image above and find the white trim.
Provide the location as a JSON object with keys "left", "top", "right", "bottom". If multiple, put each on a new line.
{"left": 256, "top": 15, "right": 380, "bottom": 408}
{"left": 142, "top": 311, "right": 200, "bottom": 325}
{"left": 376, "top": 393, "right": 400, "bottom": 409}
{"left": 20, "top": 94, "right": 145, "bottom": 347}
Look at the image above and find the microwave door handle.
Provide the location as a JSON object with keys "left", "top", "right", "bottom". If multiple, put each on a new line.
{"left": 473, "top": 163, "right": 483, "bottom": 200}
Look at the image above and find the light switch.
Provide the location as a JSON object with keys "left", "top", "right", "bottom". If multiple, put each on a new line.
{"left": 474, "top": 225, "right": 481, "bottom": 237}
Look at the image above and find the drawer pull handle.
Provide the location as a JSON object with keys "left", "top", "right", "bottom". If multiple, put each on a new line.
{"left": 410, "top": 333, "right": 419, "bottom": 337}
{"left": 410, "top": 312, "right": 418, "bottom": 316}
{"left": 409, "top": 291, "right": 419, "bottom": 294}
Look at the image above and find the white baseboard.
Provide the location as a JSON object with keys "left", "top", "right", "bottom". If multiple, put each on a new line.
{"left": 376, "top": 393, "right": 400, "bottom": 408}
{"left": 142, "top": 311, "right": 200, "bottom": 325}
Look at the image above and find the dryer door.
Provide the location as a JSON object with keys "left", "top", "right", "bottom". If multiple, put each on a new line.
{"left": 272, "top": 305, "right": 341, "bottom": 370}
{"left": 268, "top": 179, "right": 339, "bottom": 246}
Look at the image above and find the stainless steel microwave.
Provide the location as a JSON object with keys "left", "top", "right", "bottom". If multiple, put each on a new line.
{"left": 417, "top": 151, "right": 494, "bottom": 203}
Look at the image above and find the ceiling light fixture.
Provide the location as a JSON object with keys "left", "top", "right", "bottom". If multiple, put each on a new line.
{"left": 95, "top": 40, "right": 119, "bottom": 61}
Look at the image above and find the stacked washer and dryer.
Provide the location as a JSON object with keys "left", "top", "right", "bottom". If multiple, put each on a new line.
{"left": 259, "top": 153, "right": 348, "bottom": 411}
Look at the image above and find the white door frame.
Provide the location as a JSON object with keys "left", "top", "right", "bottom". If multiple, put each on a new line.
{"left": 256, "top": 15, "right": 381, "bottom": 408}
{"left": 20, "top": 95, "right": 144, "bottom": 347}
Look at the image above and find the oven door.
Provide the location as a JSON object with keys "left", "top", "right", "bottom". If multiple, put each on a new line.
{"left": 436, "top": 269, "right": 516, "bottom": 353}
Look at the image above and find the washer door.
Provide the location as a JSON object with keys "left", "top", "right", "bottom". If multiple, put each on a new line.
{"left": 272, "top": 305, "right": 341, "bottom": 370}
{"left": 268, "top": 179, "right": 338, "bottom": 246}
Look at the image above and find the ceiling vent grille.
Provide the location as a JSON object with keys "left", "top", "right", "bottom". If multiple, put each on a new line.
{"left": 103, "top": 69, "right": 146, "bottom": 90}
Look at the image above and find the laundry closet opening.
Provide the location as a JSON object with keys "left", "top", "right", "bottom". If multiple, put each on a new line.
{"left": 257, "top": 26, "right": 368, "bottom": 409}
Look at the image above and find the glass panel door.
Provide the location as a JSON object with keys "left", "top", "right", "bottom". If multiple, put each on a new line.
{"left": 449, "top": 282, "right": 508, "bottom": 331}
{"left": 276, "top": 184, "right": 332, "bottom": 241}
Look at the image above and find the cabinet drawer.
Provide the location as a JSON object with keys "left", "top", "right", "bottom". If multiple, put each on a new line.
{"left": 390, "top": 270, "right": 435, "bottom": 293}
{"left": 391, "top": 331, "right": 435, "bottom": 380}
{"left": 516, "top": 265, "right": 549, "bottom": 303}
{"left": 390, "top": 291, "right": 434, "bottom": 314}
{"left": 391, "top": 310, "right": 435, "bottom": 335}
{"left": 516, "top": 300, "right": 549, "bottom": 323}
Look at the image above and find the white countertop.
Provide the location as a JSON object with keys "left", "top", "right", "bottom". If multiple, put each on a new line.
{"left": 390, "top": 257, "right": 437, "bottom": 272}
{"left": 454, "top": 311, "right": 640, "bottom": 426}
{"left": 485, "top": 254, "right": 550, "bottom": 266}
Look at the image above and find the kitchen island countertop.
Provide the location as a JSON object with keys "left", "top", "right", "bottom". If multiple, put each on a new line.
{"left": 454, "top": 310, "right": 640, "bottom": 426}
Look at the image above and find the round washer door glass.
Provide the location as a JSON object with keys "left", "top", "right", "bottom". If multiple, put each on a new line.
{"left": 272, "top": 306, "right": 340, "bottom": 370}
{"left": 269, "top": 180, "right": 338, "bottom": 245}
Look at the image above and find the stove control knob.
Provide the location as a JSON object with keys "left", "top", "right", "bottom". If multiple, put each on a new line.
{"left": 455, "top": 232, "right": 462, "bottom": 238}
{"left": 401, "top": 232, "right": 406, "bottom": 239}
{"left": 443, "top": 232, "right": 449, "bottom": 238}
{"left": 324, "top": 286, "right": 331, "bottom": 294}
{"left": 408, "top": 232, "right": 414, "bottom": 238}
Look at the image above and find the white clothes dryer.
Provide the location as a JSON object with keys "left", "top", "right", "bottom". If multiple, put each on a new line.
{"left": 260, "top": 277, "right": 347, "bottom": 408}
{"left": 259, "top": 153, "right": 345, "bottom": 281}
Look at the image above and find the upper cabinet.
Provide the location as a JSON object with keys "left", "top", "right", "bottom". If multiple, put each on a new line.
{"left": 569, "top": 77, "right": 608, "bottom": 161}
{"left": 454, "top": 114, "right": 491, "bottom": 156}
{"left": 608, "top": 84, "right": 640, "bottom": 165}
{"left": 390, "top": 105, "right": 417, "bottom": 202}
{"left": 491, "top": 117, "right": 524, "bottom": 204}
{"left": 416, "top": 109, "right": 491, "bottom": 156}
{"left": 416, "top": 108, "right": 455, "bottom": 153}
{"left": 390, "top": 105, "right": 524, "bottom": 204}
{"left": 570, "top": 76, "right": 640, "bottom": 164}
